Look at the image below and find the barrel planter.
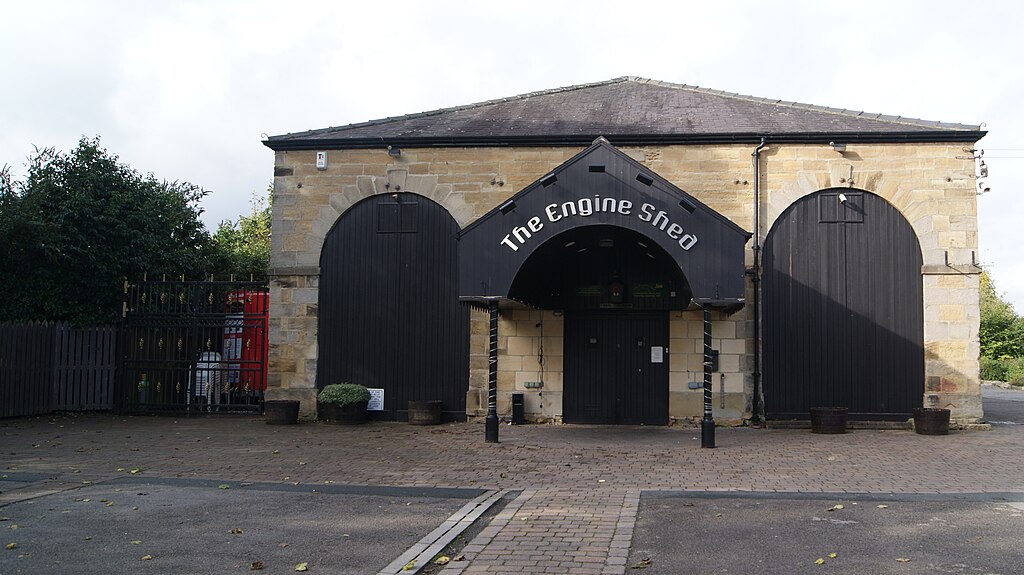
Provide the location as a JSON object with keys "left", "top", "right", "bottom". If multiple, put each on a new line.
{"left": 264, "top": 400, "right": 300, "bottom": 425}
{"left": 318, "top": 401, "right": 369, "bottom": 425}
{"left": 408, "top": 400, "right": 443, "bottom": 425}
{"left": 809, "top": 407, "right": 848, "bottom": 434}
{"left": 913, "top": 408, "right": 950, "bottom": 435}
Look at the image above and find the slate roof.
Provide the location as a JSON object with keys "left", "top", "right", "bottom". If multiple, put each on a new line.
{"left": 265, "top": 77, "right": 984, "bottom": 150}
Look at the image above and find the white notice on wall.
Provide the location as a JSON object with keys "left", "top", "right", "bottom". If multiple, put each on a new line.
{"left": 651, "top": 346, "right": 664, "bottom": 363}
{"left": 367, "top": 388, "right": 384, "bottom": 411}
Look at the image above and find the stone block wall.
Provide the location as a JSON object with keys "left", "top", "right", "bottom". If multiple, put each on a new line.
{"left": 268, "top": 141, "right": 982, "bottom": 423}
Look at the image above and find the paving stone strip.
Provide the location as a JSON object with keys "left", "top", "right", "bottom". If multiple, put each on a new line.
{"left": 439, "top": 488, "right": 641, "bottom": 575}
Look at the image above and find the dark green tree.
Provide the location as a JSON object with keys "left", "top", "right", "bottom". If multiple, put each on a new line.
{"left": 979, "top": 271, "right": 1024, "bottom": 360}
{"left": 0, "top": 137, "right": 211, "bottom": 325}
{"left": 208, "top": 187, "right": 271, "bottom": 281}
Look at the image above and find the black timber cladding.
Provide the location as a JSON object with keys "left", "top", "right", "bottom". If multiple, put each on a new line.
{"left": 563, "top": 311, "right": 669, "bottom": 424}
{"left": 763, "top": 190, "right": 924, "bottom": 420}
{"left": 317, "top": 193, "right": 468, "bottom": 421}
{"left": 264, "top": 77, "right": 984, "bottom": 150}
{"left": 458, "top": 140, "right": 750, "bottom": 306}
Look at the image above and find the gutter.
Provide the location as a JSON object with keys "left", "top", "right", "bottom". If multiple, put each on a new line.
{"left": 262, "top": 130, "right": 986, "bottom": 151}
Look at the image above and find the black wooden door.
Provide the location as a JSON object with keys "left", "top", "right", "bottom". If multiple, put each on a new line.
{"left": 318, "top": 193, "right": 468, "bottom": 421}
{"left": 564, "top": 311, "right": 668, "bottom": 424}
{"left": 763, "top": 190, "right": 924, "bottom": 420}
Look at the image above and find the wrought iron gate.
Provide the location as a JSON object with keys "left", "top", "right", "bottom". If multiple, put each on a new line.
{"left": 119, "top": 281, "right": 269, "bottom": 414}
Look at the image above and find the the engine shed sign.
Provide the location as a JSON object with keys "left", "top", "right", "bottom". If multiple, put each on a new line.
{"left": 499, "top": 197, "right": 698, "bottom": 253}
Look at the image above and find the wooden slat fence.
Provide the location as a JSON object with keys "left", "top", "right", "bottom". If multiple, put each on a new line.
{"left": 0, "top": 322, "right": 118, "bottom": 418}
{"left": 53, "top": 324, "right": 118, "bottom": 411}
{"left": 0, "top": 322, "right": 56, "bottom": 418}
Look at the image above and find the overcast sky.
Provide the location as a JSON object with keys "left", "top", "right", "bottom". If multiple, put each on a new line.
{"left": 3, "top": 1, "right": 1022, "bottom": 308}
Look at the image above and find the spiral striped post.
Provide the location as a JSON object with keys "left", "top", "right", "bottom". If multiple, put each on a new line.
{"left": 701, "top": 303, "right": 716, "bottom": 448}
{"left": 486, "top": 300, "right": 499, "bottom": 443}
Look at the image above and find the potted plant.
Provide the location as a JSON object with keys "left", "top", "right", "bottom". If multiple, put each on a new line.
{"left": 317, "top": 383, "right": 370, "bottom": 425}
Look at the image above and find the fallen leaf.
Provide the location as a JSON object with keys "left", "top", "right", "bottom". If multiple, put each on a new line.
{"left": 105, "top": 502, "right": 114, "bottom": 507}
{"left": 5, "top": 543, "right": 16, "bottom": 550}
{"left": 81, "top": 499, "right": 90, "bottom": 503}
{"left": 218, "top": 484, "right": 231, "bottom": 490}
{"left": 453, "top": 554, "right": 465, "bottom": 561}
{"left": 896, "top": 558, "right": 912, "bottom": 563}
{"left": 131, "top": 540, "right": 142, "bottom": 545}
{"left": 272, "top": 450, "right": 280, "bottom": 454}
{"left": 84, "top": 537, "right": 92, "bottom": 541}
{"left": 130, "top": 468, "right": 141, "bottom": 475}
{"left": 434, "top": 555, "right": 451, "bottom": 565}
{"left": 828, "top": 552, "right": 837, "bottom": 558}
{"left": 295, "top": 562, "right": 308, "bottom": 572}
{"left": 230, "top": 528, "right": 243, "bottom": 535}
{"left": 827, "top": 504, "right": 844, "bottom": 512}
{"left": 630, "top": 557, "right": 652, "bottom": 569}
{"left": 827, "top": 455, "right": 836, "bottom": 461}
{"left": 250, "top": 561, "right": 264, "bottom": 570}
{"left": 402, "top": 560, "right": 416, "bottom": 571}
{"left": 815, "top": 558, "right": 825, "bottom": 565}
{"left": 715, "top": 513, "right": 723, "bottom": 518}
{"left": 278, "top": 543, "right": 289, "bottom": 548}
{"left": 0, "top": 517, "right": 8, "bottom": 521}
{"left": 9, "top": 525, "right": 20, "bottom": 530}
{"left": 141, "top": 554, "right": 153, "bottom": 561}
{"left": 116, "top": 467, "right": 125, "bottom": 472}
{"left": 877, "top": 504, "right": 889, "bottom": 509}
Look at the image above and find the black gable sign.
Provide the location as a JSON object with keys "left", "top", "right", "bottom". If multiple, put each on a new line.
{"left": 458, "top": 139, "right": 751, "bottom": 306}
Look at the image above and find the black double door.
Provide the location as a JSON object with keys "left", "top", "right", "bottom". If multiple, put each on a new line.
{"left": 564, "top": 311, "right": 669, "bottom": 424}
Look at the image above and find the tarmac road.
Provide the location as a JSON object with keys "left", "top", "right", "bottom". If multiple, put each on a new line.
{"left": 0, "top": 479, "right": 479, "bottom": 575}
{"left": 982, "top": 383, "right": 1024, "bottom": 424}
{"left": 629, "top": 492, "right": 1024, "bottom": 575}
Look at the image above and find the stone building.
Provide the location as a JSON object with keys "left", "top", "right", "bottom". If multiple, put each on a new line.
{"left": 263, "top": 77, "right": 985, "bottom": 427}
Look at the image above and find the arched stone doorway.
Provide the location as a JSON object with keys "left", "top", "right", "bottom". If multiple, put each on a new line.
{"left": 763, "top": 189, "right": 924, "bottom": 420}
{"left": 318, "top": 192, "right": 468, "bottom": 421}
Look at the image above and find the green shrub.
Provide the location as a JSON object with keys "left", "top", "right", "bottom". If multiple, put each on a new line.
{"left": 980, "top": 357, "right": 1024, "bottom": 385}
{"left": 980, "top": 357, "right": 1009, "bottom": 382}
{"left": 317, "top": 383, "right": 370, "bottom": 406}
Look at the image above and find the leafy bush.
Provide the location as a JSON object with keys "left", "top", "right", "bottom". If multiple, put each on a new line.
{"left": 317, "top": 383, "right": 370, "bottom": 406}
{"left": 980, "top": 357, "right": 1024, "bottom": 386}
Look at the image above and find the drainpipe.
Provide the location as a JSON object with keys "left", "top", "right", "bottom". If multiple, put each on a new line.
{"left": 751, "top": 138, "right": 768, "bottom": 425}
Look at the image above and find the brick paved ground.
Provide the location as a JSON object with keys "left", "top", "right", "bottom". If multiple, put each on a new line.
{"left": 2, "top": 397, "right": 1023, "bottom": 574}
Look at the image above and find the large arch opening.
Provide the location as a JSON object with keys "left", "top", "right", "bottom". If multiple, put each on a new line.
{"left": 763, "top": 188, "right": 924, "bottom": 420}
{"left": 317, "top": 192, "right": 469, "bottom": 421}
{"left": 509, "top": 225, "right": 692, "bottom": 311}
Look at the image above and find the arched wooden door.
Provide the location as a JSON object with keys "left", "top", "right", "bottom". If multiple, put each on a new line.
{"left": 317, "top": 193, "right": 468, "bottom": 421}
{"left": 763, "top": 189, "right": 924, "bottom": 420}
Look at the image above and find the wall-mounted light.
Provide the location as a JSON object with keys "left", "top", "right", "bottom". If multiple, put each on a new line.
{"left": 499, "top": 200, "right": 517, "bottom": 214}
{"left": 636, "top": 173, "right": 654, "bottom": 186}
{"left": 540, "top": 173, "right": 558, "bottom": 187}
{"left": 830, "top": 141, "right": 846, "bottom": 153}
{"left": 387, "top": 145, "right": 401, "bottom": 157}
